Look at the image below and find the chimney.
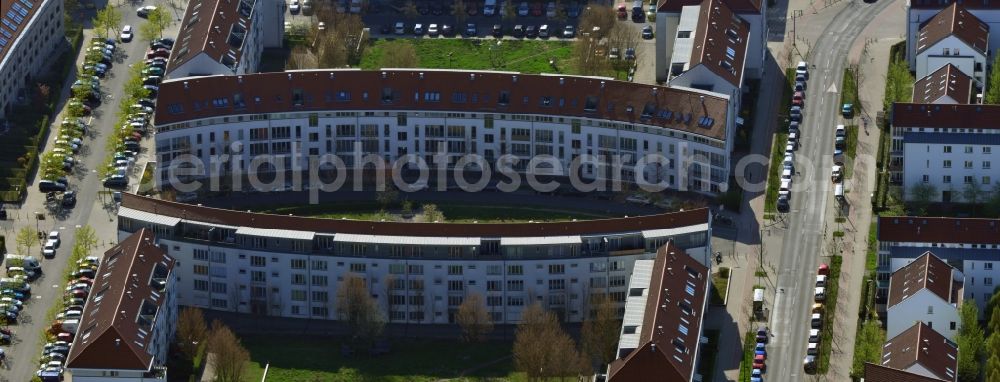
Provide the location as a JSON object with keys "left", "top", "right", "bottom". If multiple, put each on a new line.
{"left": 183, "top": 81, "right": 189, "bottom": 90}
{"left": 512, "top": 75, "right": 518, "bottom": 83}
{"left": 651, "top": 343, "right": 657, "bottom": 352}
{"left": 115, "top": 338, "right": 121, "bottom": 347}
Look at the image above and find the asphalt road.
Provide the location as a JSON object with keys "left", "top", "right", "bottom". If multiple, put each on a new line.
{"left": 764, "top": 0, "right": 895, "bottom": 380}
{"left": 0, "top": 2, "right": 162, "bottom": 379}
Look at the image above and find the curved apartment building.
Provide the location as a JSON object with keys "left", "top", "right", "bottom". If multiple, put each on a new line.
{"left": 153, "top": 69, "right": 736, "bottom": 193}
{"left": 117, "top": 193, "right": 712, "bottom": 324}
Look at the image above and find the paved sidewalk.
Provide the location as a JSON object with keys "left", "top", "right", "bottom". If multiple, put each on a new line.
{"left": 823, "top": 1, "right": 904, "bottom": 380}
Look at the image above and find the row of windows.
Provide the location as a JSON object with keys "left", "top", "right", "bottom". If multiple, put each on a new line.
{"left": 920, "top": 175, "right": 991, "bottom": 185}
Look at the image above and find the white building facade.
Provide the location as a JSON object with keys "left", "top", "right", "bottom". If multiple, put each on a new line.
{"left": 876, "top": 216, "right": 1000, "bottom": 319}
{"left": 890, "top": 103, "right": 1000, "bottom": 198}
{"left": 0, "top": 0, "right": 65, "bottom": 119}
{"left": 908, "top": 0, "right": 1000, "bottom": 72}
{"left": 885, "top": 252, "right": 963, "bottom": 341}
{"left": 117, "top": 193, "right": 712, "bottom": 325}
{"left": 655, "top": 0, "right": 764, "bottom": 82}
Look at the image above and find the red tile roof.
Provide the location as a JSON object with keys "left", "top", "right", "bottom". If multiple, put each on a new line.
{"left": 608, "top": 241, "right": 709, "bottom": 382}
{"left": 0, "top": 0, "right": 44, "bottom": 64}
{"left": 877, "top": 216, "right": 1000, "bottom": 245}
{"left": 153, "top": 70, "right": 732, "bottom": 141}
{"left": 122, "top": 193, "right": 710, "bottom": 237}
{"left": 167, "top": 0, "right": 254, "bottom": 76}
{"left": 910, "top": 0, "right": 1000, "bottom": 10}
{"left": 887, "top": 252, "right": 958, "bottom": 308}
{"left": 916, "top": 3, "right": 989, "bottom": 55}
{"left": 688, "top": 0, "right": 750, "bottom": 87}
{"left": 912, "top": 64, "right": 973, "bottom": 104}
{"left": 891, "top": 103, "right": 1000, "bottom": 129}
{"left": 880, "top": 322, "right": 958, "bottom": 381}
{"left": 657, "top": 0, "right": 762, "bottom": 14}
{"left": 865, "top": 363, "right": 952, "bottom": 382}
{"left": 66, "top": 229, "right": 176, "bottom": 371}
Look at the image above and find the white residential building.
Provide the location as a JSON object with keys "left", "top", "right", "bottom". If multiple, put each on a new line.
{"left": 116, "top": 193, "right": 713, "bottom": 325}
{"left": 908, "top": 0, "right": 1000, "bottom": 73}
{"left": 655, "top": 0, "right": 765, "bottom": 82}
{"left": 890, "top": 103, "right": 1000, "bottom": 199}
{"left": 886, "top": 251, "right": 963, "bottom": 341}
{"left": 663, "top": 0, "right": 750, "bottom": 110}
{"left": 606, "top": 241, "right": 710, "bottom": 382}
{"left": 0, "top": 0, "right": 65, "bottom": 119}
{"left": 876, "top": 216, "right": 1000, "bottom": 319}
{"left": 153, "top": 70, "right": 737, "bottom": 194}
{"left": 66, "top": 229, "right": 178, "bottom": 382}
{"left": 913, "top": 2, "right": 989, "bottom": 85}
{"left": 165, "top": 0, "right": 283, "bottom": 79}
{"left": 870, "top": 321, "right": 959, "bottom": 382}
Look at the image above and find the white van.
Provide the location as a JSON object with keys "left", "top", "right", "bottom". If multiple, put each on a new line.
{"left": 834, "top": 183, "right": 845, "bottom": 203}
{"left": 815, "top": 275, "right": 827, "bottom": 288}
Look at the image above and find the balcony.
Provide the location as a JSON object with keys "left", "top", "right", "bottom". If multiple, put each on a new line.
{"left": 142, "top": 366, "right": 168, "bottom": 381}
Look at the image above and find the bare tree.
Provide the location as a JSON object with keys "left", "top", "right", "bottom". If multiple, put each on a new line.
{"left": 287, "top": 45, "right": 318, "bottom": 70}
{"left": 452, "top": 0, "right": 467, "bottom": 25}
{"left": 336, "top": 274, "right": 386, "bottom": 347}
{"left": 421, "top": 203, "right": 444, "bottom": 222}
{"left": 581, "top": 292, "right": 621, "bottom": 367}
{"left": 378, "top": 40, "right": 419, "bottom": 68}
{"left": 457, "top": 293, "right": 494, "bottom": 342}
{"left": 502, "top": 0, "right": 516, "bottom": 21}
{"left": 513, "top": 303, "right": 587, "bottom": 381}
{"left": 177, "top": 307, "right": 209, "bottom": 360}
{"left": 207, "top": 320, "right": 249, "bottom": 382}
{"left": 403, "top": 0, "right": 419, "bottom": 19}
{"left": 578, "top": 5, "right": 615, "bottom": 40}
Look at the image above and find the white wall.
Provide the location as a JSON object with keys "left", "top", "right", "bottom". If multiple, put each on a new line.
{"left": 908, "top": 7, "right": 1000, "bottom": 69}
{"left": 915, "top": 36, "right": 984, "bottom": 83}
{"left": 164, "top": 53, "right": 230, "bottom": 80}
{"left": 887, "top": 289, "right": 960, "bottom": 340}
{"left": 656, "top": 13, "right": 681, "bottom": 83}
{"left": 152, "top": 236, "right": 708, "bottom": 324}
{"left": 902, "top": 140, "right": 1000, "bottom": 202}
{"left": 155, "top": 111, "right": 732, "bottom": 193}
{"left": 0, "top": 0, "right": 65, "bottom": 119}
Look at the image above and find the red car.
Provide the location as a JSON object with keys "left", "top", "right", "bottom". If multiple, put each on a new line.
{"left": 531, "top": 1, "right": 543, "bottom": 16}
{"left": 818, "top": 263, "right": 829, "bottom": 276}
{"left": 617, "top": 4, "right": 628, "bottom": 18}
{"left": 753, "top": 354, "right": 767, "bottom": 372}
{"left": 146, "top": 48, "right": 169, "bottom": 59}
{"left": 792, "top": 91, "right": 805, "bottom": 107}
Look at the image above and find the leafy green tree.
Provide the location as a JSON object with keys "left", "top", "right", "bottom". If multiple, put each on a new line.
{"left": 986, "top": 53, "right": 1000, "bottom": 104}
{"left": 93, "top": 7, "right": 123, "bottom": 38}
{"left": 957, "top": 302, "right": 985, "bottom": 382}
{"left": 15, "top": 227, "right": 38, "bottom": 257}
{"left": 851, "top": 314, "right": 886, "bottom": 377}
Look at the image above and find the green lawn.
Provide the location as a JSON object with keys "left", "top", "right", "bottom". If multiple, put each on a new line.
{"left": 710, "top": 268, "right": 730, "bottom": 305}
{"left": 243, "top": 336, "right": 517, "bottom": 382}
{"left": 256, "top": 201, "right": 610, "bottom": 223}
{"left": 361, "top": 39, "right": 574, "bottom": 74}
{"left": 840, "top": 68, "right": 858, "bottom": 111}
{"left": 738, "top": 331, "right": 755, "bottom": 382}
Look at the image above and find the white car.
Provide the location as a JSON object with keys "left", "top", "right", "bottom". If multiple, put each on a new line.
{"left": 428, "top": 24, "right": 439, "bottom": 36}
{"left": 796, "top": 61, "right": 809, "bottom": 79}
{"left": 49, "top": 231, "right": 60, "bottom": 247}
{"left": 289, "top": 0, "right": 300, "bottom": 13}
{"left": 43, "top": 240, "right": 57, "bottom": 257}
{"left": 120, "top": 25, "right": 133, "bottom": 42}
{"left": 626, "top": 193, "right": 651, "bottom": 205}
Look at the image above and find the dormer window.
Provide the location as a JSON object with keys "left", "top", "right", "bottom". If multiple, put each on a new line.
{"left": 381, "top": 88, "right": 394, "bottom": 103}
{"left": 292, "top": 89, "right": 303, "bottom": 106}
{"left": 584, "top": 96, "right": 598, "bottom": 111}
{"left": 540, "top": 96, "right": 552, "bottom": 107}
{"left": 498, "top": 91, "right": 510, "bottom": 105}
{"left": 233, "top": 93, "right": 245, "bottom": 108}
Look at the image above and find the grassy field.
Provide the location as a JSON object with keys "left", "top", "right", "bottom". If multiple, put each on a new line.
{"left": 361, "top": 39, "right": 574, "bottom": 74}
{"left": 243, "top": 336, "right": 517, "bottom": 382}
{"left": 256, "top": 201, "right": 610, "bottom": 222}
{"left": 840, "top": 68, "right": 858, "bottom": 110}
{"left": 738, "top": 331, "right": 755, "bottom": 382}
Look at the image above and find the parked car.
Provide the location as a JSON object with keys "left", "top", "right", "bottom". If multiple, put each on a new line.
{"left": 539, "top": 24, "right": 549, "bottom": 38}
{"left": 120, "top": 25, "right": 133, "bottom": 41}
{"left": 427, "top": 23, "right": 439, "bottom": 36}
{"left": 796, "top": 60, "right": 809, "bottom": 79}
{"left": 525, "top": 25, "right": 537, "bottom": 38}
{"left": 562, "top": 25, "right": 575, "bottom": 38}
{"left": 642, "top": 25, "right": 654, "bottom": 39}
{"left": 465, "top": 23, "right": 477, "bottom": 37}
{"left": 137, "top": 5, "right": 157, "bottom": 17}
{"left": 517, "top": 1, "right": 529, "bottom": 16}
{"left": 413, "top": 23, "right": 424, "bottom": 35}
{"left": 288, "top": 0, "right": 300, "bottom": 13}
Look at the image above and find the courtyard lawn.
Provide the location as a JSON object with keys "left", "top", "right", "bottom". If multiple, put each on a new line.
{"left": 361, "top": 39, "right": 574, "bottom": 74}
{"left": 243, "top": 336, "right": 516, "bottom": 382}
{"left": 256, "top": 201, "right": 610, "bottom": 222}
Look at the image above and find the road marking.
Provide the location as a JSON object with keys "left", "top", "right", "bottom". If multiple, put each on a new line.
{"left": 826, "top": 83, "right": 838, "bottom": 93}
{"left": 59, "top": 226, "right": 65, "bottom": 230}
{"left": 52, "top": 284, "right": 60, "bottom": 288}
{"left": 75, "top": 225, "right": 81, "bottom": 228}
